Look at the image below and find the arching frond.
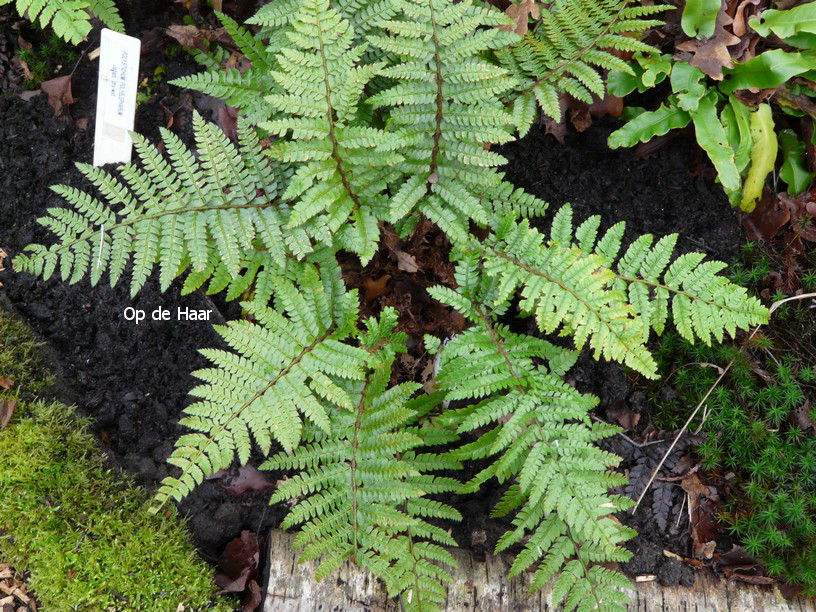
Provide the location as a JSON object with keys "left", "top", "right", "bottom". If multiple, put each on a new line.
{"left": 498, "top": 0, "right": 670, "bottom": 133}
{"left": 14, "top": 115, "right": 299, "bottom": 296}
{"left": 263, "top": 308, "right": 461, "bottom": 611}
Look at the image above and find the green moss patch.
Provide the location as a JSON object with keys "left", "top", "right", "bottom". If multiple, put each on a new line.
{"left": 0, "top": 309, "right": 223, "bottom": 610}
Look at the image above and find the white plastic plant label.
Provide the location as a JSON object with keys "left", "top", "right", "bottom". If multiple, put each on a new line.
{"left": 93, "top": 29, "right": 141, "bottom": 166}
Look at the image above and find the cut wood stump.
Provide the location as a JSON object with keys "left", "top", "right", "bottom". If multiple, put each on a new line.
{"left": 263, "top": 530, "right": 816, "bottom": 611}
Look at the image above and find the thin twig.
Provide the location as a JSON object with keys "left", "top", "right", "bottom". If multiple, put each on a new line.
{"left": 675, "top": 494, "right": 687, "bottom": 529}
{"left": 632, "top": 362, "right": 731, "bottom": 512}
{"left": 632, "top": 292, "right": 816, "bottom": 513}
{"left": 590, "top": 415, "right": 664, "bottom": 448}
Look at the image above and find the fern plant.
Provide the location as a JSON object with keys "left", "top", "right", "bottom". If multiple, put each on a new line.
{"left": 2, "top": 0, "right": 123, "bottom": 44}
{"left": 13, "top": 0, "right": 771, "bottom": 609}
{"left": 498, "top": 0, "right": 670, "bottom": 133}
{"left": 607, "top": 2, "right": 816, "bottom": 212}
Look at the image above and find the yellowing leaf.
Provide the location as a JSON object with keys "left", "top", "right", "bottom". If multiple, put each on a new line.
{"left": 740, "top": 104, "right": 777, "bottom": 213}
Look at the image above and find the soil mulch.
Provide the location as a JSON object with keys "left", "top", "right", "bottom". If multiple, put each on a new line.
{"left": 0, "top": 0, "right": 750, "bottom": 594}
{"left": 0, "top": 563, "right": 36, "bottom": 611}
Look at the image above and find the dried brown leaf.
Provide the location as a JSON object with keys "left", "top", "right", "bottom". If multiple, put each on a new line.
{"left": 732, "top": 0, "right": 761, "bottom": 37}
{"left": 396, "top": 251, "right": 419, "bottom": 273}
{"left": 40, "top": 75, "right": 75, "bottom": 115}
{"left": 223, "top": 465, "right": 276, "bottom": 498}
{"left": 681, "top": 473, "right": 719, "bottom": 559}
{"left": 676, "top": 9, "right": 741, "bottom": 80}
{"left": 166, "top": 25, "right": 210, "bottom": 52}
{"left": 500, "top": 0, "right": 540, "bottom": 36}
{"left": 791, "top": 399, "right": 815, "bottom": 431}
{"left": 0, "top": 399, "right": 17, "bottom": 431}
{"left": 743, "top": 193, "right": 790, "bottom": 241}
{"left": 606, "top": 404, "right": 640, "bottom": 431}
{"left": 215, "top": 531, "right": 259, "bottom": 593}
{"left": 242, "top": 579, "right": 262, "bottom": 612}
{"left": 363, "top": 275, "right": 391, "bottom": 301}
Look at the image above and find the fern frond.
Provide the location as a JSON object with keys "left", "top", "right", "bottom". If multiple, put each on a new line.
{"left": 468, "top": 206, "right": 768, "bottom": 378}
{"left": 257, "top": 0, "right": 400, "bottom": 262}
{"left": 2, "top": 0, "right": 123, "bottom": 44}
{"left": 263, "top": 308, "right": 461, "bottom": 610}
{"left": 171, "top": 12, "right": 279, "bottom": 125}
{"left": 498, "top": 0, "right": 670, "bottom": 131}
{"left": 152, "top": 258, "right": 363, "bottom": 508}
{"left": 14, "top": 115, "right": 296, "bottom": 296}
{"left": 555, "top": 206, "right": 769, "bottom": 346}
{"left": 87, "top": 0, "right": 123, "bottom": 32}
{"left": 430, "top": 278, "right": 635, "bottom": 610}
{"left": 368, "top": 0, "right": 519, "bottom": 241}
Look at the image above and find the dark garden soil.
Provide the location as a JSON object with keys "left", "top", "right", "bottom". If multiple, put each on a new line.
{"left": 0, "top": 1, "right": 751, "bottom": 595}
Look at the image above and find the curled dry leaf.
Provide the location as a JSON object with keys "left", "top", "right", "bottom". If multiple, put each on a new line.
{"left": 500, "top": 0, "right": 540, "bottom": 36}
{"left": 606, "top": 404, "right": 640, "bottom": 431}
{"left": 681, "top": 473, "right": 720, "bottom": 560}
{"left": 0, "top": 377, "right": 13, "bottom": 389}
{"left": 732, "top": 0, "right": 762, "bottom": 37}
{"left": 40, "top": 75, "right": 75, "bottom": 116}
{"left": 1, "top": 399, "right": 17, "bottom": 431}
{"left": 714, "top": 545, "right": 774, "bottom": 585}
{"left": 215, "top": 530, "right": 259, "bottom": 593}
{"left": 363, "top": 274, "right": 390, "bottom": 302}
{"left": 166, "top": 25, "right": 210, "bottom": 52}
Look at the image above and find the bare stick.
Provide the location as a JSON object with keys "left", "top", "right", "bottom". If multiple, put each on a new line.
{"left": 632, "top": 361, "right": 731, "bottom": 512}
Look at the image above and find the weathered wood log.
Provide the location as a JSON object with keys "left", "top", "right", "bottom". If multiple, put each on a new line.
{"left": 263, "top": 530, "right": 816, "bottom": 611}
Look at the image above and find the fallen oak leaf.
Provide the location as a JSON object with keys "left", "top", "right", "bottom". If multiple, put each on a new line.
{"left": 40, "top": 75, "right": 75, "bottom": 115}
{"left": 396, "top": 251, "right": 419, "bottom": 273}
{"left": 676, "top": 8, "right": 741, "bottom": 80}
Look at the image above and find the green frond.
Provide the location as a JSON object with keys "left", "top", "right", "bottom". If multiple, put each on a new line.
{"left": 87, "top": 0, "right": 123, "bottom": 32}
{"left": 3, "top": 0, "right": 122, "bottom": 44}
{"left": 367, "top": 0, "right": 519, "bottom": 240}
{"left": 152, "top": 259, "right": 363, "bottom": 509}
{"left": 468, "top": 206, "right": 768, "bottom": 378}
{"left": 262, "top": 308, "right": 460, "bottom": 611}
{"left": 431, "top": 284, "right": 635, "bottom": 609}
{"left": 258, "top": 0, "right": 400, "bottom": 262}
{"left": 14, "top": 115, "right": 295, "bottom": 296}
{"left": 497, "top": 0, "right": 671, "bottom": 128}
{"left": 170, "top": 12, "right": 279, "bottom": 125}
